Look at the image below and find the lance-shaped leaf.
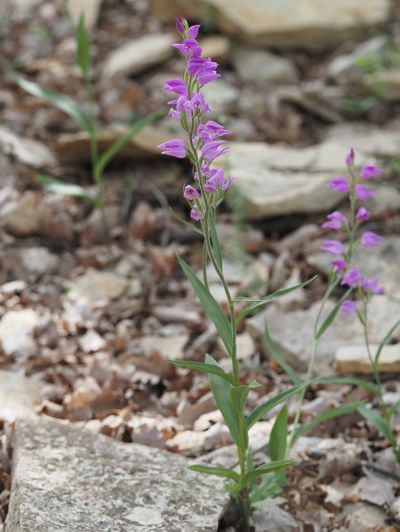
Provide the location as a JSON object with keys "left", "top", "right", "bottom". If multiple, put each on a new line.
{"left": 75, "top": 14, "right": 91, "bottom": 77}
{"left": 207, "top": 211, "right": 223, "bottom": 271}
{"left": 240, "top": 459, "right": 293, "bottom": 489}
{"left": 188, "top": 464, "right": 240, "bottom": 482}
{"left": 246, "top": 384, "right": 304, "bottom": 430}
{"left": 16, "top": 77, "right": 93, "bottom": 133}
{"left": 169, "top": 207, "right": 203, "bottom": 236}
{"left": 314, "top": 376, "right": 379, "bottom": 395}
{"left": 264, "top": 321, "right": 300, "bottom": 385}
{"left": 235, "top": 276, "right": 316, "bottom": 324}
{"left": 230, "top": 385, "right": 250, "bottom": 450}
{"left": 269, "top": 405, "right": 288, "bottom": 462}
{"left": 178, "top": 256, "right": 233, "bottom": 354}
{"left": 358, "top": 404, "right": 397, "bottom": 446}
{"left": 206, "top": 354, "right": 241, "bottom": 447}
{"left": 292, "top": 401, "right": 364, "bottom": 443}
{"left": 168, "top": 358, "right": 234, "bottom": 385}
{"left": 375, "top": 318, "right": 400, "bottom": 366}
{"left": 36, "top": 175, "right": 97, "bottom": 204}
{"left": 315, "top": 288, "right": 352, "bottom": 341}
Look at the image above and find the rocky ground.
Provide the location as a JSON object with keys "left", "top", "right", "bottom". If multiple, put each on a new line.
{"left": 1, "top": 0, "right": 400, "bottom": 530}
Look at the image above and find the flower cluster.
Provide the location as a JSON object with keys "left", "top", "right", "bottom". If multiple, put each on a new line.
{"left": 321, "top": 149, "right": 384, "bottom": 313}
{"left": 158, "top": 17, "right": 234, "bottom": 221}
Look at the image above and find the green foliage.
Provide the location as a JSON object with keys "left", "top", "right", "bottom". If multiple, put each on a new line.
{"left": 75, "top": 15, "right": 91, "bottom": 77}
{"left": 269, "top": 406, "right": 288, "bottom": 462}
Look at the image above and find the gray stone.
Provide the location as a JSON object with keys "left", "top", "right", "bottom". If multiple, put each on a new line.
{"left": 68, "top": 0, "right": 103, "bottom": 30}
{"left": 232, "top": 45, "right": 298, "bottom": 84}
{"left": 6, "top": 417, "right": 228, "bottom": 531}
{"left": 0, "top": 371, "right": 39, "bottom": 421}
{"left": 218, "top": 140, "right": 373, "bottom": 219}
{"left": 202, "top": 79, "right": 239, "bottom": 116}
{"left": 103, "top": 34, "right": 175, "bottom": 79}
{"left": 20, "top": 247, "right": 59, "bottom": 277}
{"left": 68, "top": 268, "right": 128, "bottom": 304}
{"left": 248, "top": 296, "right": 400, "bottom": 373}
{"left": 0, "top": 309, "right": 39, "bottom": 358}
{"left": 199, "top": 36, "right": 231, "bottom": 63}
{"left": 0, "top": 127, "right": 56, "bottom": 168}
{"left": 139, "top": 334, "right": 189, "bottom": 360}
{"left": 326, "top": 123, "right": 400, "bottom": 158}
{"left": 149, "top": 0, "right": 390, "bottom": 50}
{"left": 335, "top": 344, "right": 400, "bottom": 374}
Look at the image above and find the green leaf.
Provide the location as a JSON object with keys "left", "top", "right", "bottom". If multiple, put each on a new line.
{"left": 246, "top": 384, "right": 304, "bottom": 430}
{"left": 208, "top": 212, "right": 223, "bottom": 271}
{"left": 94, "top": 110, "right": 165, "bottom": 181}
{"left": 36, "top": 175, "right": 97, "bottom": 204}
{"left": 188, "top": 464, "right": 240, "bottom": 482}
{"left": 292, "top": 401, "right": 364, "bottom": 443}
{"left": 315, "top": 288, "right": 352, "bottom": 341}
{"left": 169, "top": 207, "right": 204, "bottom": 236}
{"left": 16, "top": 77, "right": 93, "bottom": 132}
{"left": 240, "top": 460, "right": 293, "bottom": 489}
{"left": 314, "top": 376, "right": 379, "bottom": 395}
{"left": 178, "top": 255, "right": 233, "bottom": 354}
{"left": 75, "top": 14, "right": 90, "bottom": 77}
{"left": 230, "top": 385, "right": 250, "bottom": 449}
{"left": 206, "top": 354, "right": 241, "bottom": 448}
{"left": 269, "top": 405, "right": 288, "bottom": 462}
{"left": 250, "top": 470, "right": 286, "bottom": 508}
{"left": 358, "top": 404, "right": 396, "bottom": 446}
{"left": 235, "top": 276, "right": 316, "bottom": 324}
{"left": 264, "top": 321, "right": 300, "bottom": 385}
{"left": 167, "top": 358, "right": 234, "bottom": 384}
{"left": 375, "top": 318, "right": 400, "bottom": 366}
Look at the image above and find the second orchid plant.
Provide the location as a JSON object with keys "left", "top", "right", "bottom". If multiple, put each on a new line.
{"left": 159, "top": 17, "right": 400, "bottom": 529}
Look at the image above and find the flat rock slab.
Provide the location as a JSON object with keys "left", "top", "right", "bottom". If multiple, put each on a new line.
{"left": 6, "top": 417, "right": 228, "bottom": 532}
{"left": 335, "top": 344, "right": 400, "bottom": 374}
{"left": 0, "top": 371, "right": 39, "bottom": 421}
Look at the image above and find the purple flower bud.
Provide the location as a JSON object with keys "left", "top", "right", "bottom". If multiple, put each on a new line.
{"left": 360, "top": 164, "right": 384, "bottom": 180}
{"left": 183, "top": 185, "right": 199, "bottom": 200}
{"left": 320, "top": 240, "right": 345, "bottom": 256}
{"left": 362, "top": 276, "right": 384, "bottom": 294}
{"left": 158, "top": 139, "right": 186, "bottom": 159}
{"left": 360, "top": 231, "right": 382, "bottom": 249}
{"left": 355, "top": 184, "right": 375, "bottom": 200}
{"left": 345, "top": 148, "right": 355, "bottom": 166}
{"left": 356, "top": 207, "right": 370, "bottom": 222}
{"left": 331, "top": 258, "right": 347, "bottom": 273}
{"left": 175, "top": 17, "right": 186, "bottom": 35}
{"left": 341, "top": 268, "right": 362, "bottom": 288}
{"left": 162, "top": 78, "right": 187, "bottom": 95}
{"left": 322, "top": 211, "right": 347, "bottom": 230}
{"left": 187, "top": 24, "right": 201, "bottom": 39}
{"left": 173, "top": 39, "right": 202, "bottom": 58}
{"left": 202, "top": 140, "right": 229, "bottom": 162}
{"left": 341, "top": 299, "right": 357, "bottom": 314}
{"left": 327, "top": 177, "right": 349, "bottom": 194}
{"left": 190, "top": 205, "right": 202, "bottom": 221}
{"left": 197, "top": 120, "right": 231, "bottom": 141}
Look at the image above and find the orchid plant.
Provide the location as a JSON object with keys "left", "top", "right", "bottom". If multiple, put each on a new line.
{"left": 159, "top": 17, "right": 399, "bottom": 530}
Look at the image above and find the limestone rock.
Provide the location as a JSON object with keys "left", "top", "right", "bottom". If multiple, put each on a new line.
{"left": 248, "top": 296, "right": 400, "bottom": 373}
{"left": 199, "top": 36, "right": 230, "bottom": 63}
{"left": 149, "top": 0, "right": 390, "bottom": 50}
{"left": 0, "top": 371, "right": 39, "bottom": 421}
{"left": 0, "top": 126, "right": 56, "bottom": 168}
{"left": 335, "top": 344, "right": 400, "bottom": 374}
{"left": 6, "top": 417, "right": 228, "bottom": 531}
{"left": 68, "top": 0, "right": 103, "bottom": 30}
{"left": 54, "top": 125, "right": 171, "bottom": 164}
{"left": 326, "top": 123, "right": 400, "bottom": 158}
{"left": 232, "top": 45, "right": 298, "bottom": 84}
{"left": 139, "top": 334, "right": 189, "bottom": 360}
{"left": 219, "top": 140, "right": 372, "bottom": 219}
{"left": 0, "top": 309, "right": 39, "bottom": 358}
{"left": 79, "top": 329, "right": 106, "bottom": 353}
{"left": 202, "top": 79, "right": 239, "bottom": 116}
{"left": 68, "top": 268, "right": 128, "bottom": 304}
{"left": 19, "top": 247, "right": 59, "bottom": 277}
{"left": 103, "top": 34, "right": 175, "bottom": 79}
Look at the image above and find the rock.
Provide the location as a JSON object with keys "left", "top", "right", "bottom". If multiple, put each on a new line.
{"left": 0, "top": 371, "right": 39, "bottom": 421}
{"left": 79, "top": 330, "right": 106, "bottom": 353}
{"left": 232, "top": 45, "right": 298, "bottom": 84}
{"left": 335, "top": 344, "right": 400, "bottom": 374}
{"left": 139, "top": 334, "right": 189, "bottom": 360}
{"left": 348, "top": 474, "right": 395, "bottom": 507}
{"left": 0, "top": 309, "right": 39, "bottom": 358}
{"left": 340, "top": 502, "right": 387, "bottom": 531}
{"left": 327, "top": 36, "right": 386, "bottom": 82}
{"left": 177, "top": 392, "right": 216, "bottom": 426}
{"left": 367, "top": 184, "right": 400, "bottom": 217}
{"left": 199, "top": 36, "right": 230, "bottom": 63}
{"left": 68, "top": 268, "right": 128, "bottom": 304}
{"left": 19, "top": 247, "right": 59, "bottom": 277}
{"left": 54, "top": 125, "right": 171, "bottom": 163}
{"left": 103, "top": 34, "right": 175, "bottom": 79}
{"left": 218, "top": 332, "right": 256, "bottom": 361}
{"left": 6, "top": 417, "right": 228, "bottom": 531}
{"left": 0, "top": 126, "right": 56, "bottom": 168}
{"left": 391, "top": 497, "right": 400, "bottom": 524}
{"left": 68, "top": 0, "right": 103, "bottom": 30}
{"left": 366, "top": 68, "right": 400, "bottom": 101}
{"left": 202, "top": 79, "right": 239, "bottom": 116}
{"left": 219, "top": 140, "right": 373, "bottom": 219}
{"left": 248, "top": 296, "right": 400, "bottom": 373}
{"left": 326, "top": 123, "right": 400, "bottom": 158}
{"left": 254, "top": 506, "right": 299, "bottom": 531}
{"left": 149, "top": 0, "right": 390, "bottom": 50}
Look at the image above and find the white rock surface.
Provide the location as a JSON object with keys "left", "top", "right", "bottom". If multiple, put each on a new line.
{"left": 6, "top": 417, "right": 228, "bottom": 531}
{"left": 139, "top": 334, "right": 189, "bottom": 360}
{"left": 335, "top": 344, "right": 400, "bottom": 374}
{"left": 68, "top": 0, "right": 103, "bottom": 30}
{"left": 0, "top": 371, "right": 39, "bottom": 421}
{"left": 103, "top": 34, "right": 175, "bottom": 79}
{"left": 149, "top": 0, "right": 390, "bottom": 50}
{"left": 68, "top": 268, "right": 128, "bottom": 304}
{"left": 0, "top": 309, "right": 39, "bottom": 358}
{"left": 326, "top": 123, "right": 400, "bottom": 158}
{"left": 232, "top": 45, "right": 298, "bottom": 84}
{"left": 0, "top": 127, "right": 56, "bottom": 168}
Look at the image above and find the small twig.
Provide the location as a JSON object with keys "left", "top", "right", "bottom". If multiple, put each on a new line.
{"left": 360, "top": 460, "right": 400, "bottom": 482}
